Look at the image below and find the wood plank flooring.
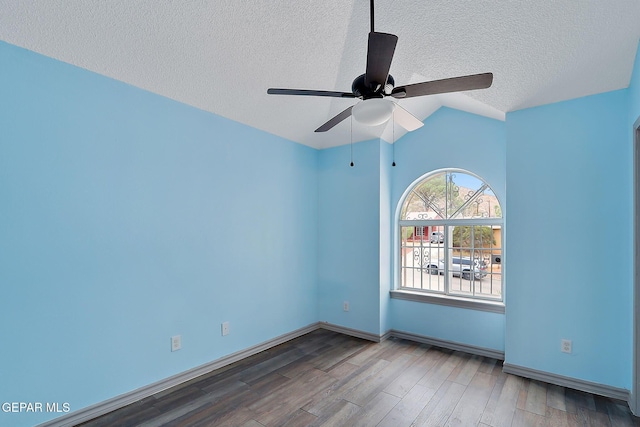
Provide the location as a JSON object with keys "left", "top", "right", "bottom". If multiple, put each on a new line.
{"left": 77, "top": 329, "right": 639, "bottom": 427}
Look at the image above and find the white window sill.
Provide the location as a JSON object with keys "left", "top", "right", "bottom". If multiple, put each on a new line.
{"left": 390, "top": 289, "right": 505, "bottom": 314}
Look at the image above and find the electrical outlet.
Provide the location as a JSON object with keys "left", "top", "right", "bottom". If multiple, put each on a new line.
{"left": 221, "top": 321, "right": 230, "bottom": 336}
{"left": 561, "top": 339, "right": 572, "bottom": 354}
{"left": 343, "top": 301, "right": 349, "bottom": 312}
{"left": 171, "top": 335, "right": 181, "bottom": 352}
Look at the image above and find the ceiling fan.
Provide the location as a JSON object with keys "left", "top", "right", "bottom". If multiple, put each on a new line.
{"left": 267, "top": 0, "right": 493, "bottom": 133}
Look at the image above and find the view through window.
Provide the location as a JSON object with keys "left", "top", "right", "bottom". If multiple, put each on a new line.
{"left": 399, "top": 170, "right": 503, "bottom": 301}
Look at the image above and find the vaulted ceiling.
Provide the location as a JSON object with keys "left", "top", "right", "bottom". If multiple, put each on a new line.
{"left": 2, "top": 1, "right": 639, "bottom": 149}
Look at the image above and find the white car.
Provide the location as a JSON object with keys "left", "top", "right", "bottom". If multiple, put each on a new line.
{"left": 429, "top": 232, "right": 444, "bottom": 243}
{"left": 424, "top": 257, "right": 488, "bottom": 280}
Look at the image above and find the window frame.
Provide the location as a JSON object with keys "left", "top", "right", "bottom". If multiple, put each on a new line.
{"left": 392, "top": 169, "right": 505, "bottom": 313}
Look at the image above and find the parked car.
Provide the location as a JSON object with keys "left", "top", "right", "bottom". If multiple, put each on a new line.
{"left": 429, "top": 232, "right": 444, "bottom": 244}
{"left": 424, "top": 257, "right": 488, "bottom": 280}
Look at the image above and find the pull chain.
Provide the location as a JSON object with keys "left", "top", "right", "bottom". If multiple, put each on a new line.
{"left": 392, "top": 109, "right": 396, "bottom": 167}
{"left": 350, "top": 115, "right": 354, "bottom": 167}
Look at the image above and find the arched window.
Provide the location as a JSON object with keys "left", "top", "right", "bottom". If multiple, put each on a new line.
{"left": 398, "top": 169, "right": 503, "bottom": 304}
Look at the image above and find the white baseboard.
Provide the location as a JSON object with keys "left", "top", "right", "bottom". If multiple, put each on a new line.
{"left": 317, "top": 322, "right": 382, "bottom": 342}
{"left": 388, "top": 329, "right": 505, "bottom": 360}
{"left": 503, "top": 363, "right": 630, "bottom": 402}
{"left": 380, "top": 329, "right": 393, "bottom": 342}
{"left": 317, "top": 324, "right": 505, "bottom": 361}
{"left": 37, "top": 322, "right": 320, "bottom": 427}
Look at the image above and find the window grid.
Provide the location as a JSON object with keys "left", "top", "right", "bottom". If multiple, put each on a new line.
{"left": 398, "top": 170, "right": 503, "bottom": 303}
{"left": 399, "top": 225, "right": 501, "bottom": 300}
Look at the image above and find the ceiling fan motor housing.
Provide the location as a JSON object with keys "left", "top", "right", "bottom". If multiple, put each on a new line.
{"left": 352, "top": 74, "right": 394, "bottom": 99}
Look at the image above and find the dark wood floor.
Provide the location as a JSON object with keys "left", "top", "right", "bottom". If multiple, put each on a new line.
{"left": 78, "top": 329, "right": 639, "bottom": 427}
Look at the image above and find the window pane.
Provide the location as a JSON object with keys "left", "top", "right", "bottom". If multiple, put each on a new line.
{"left": 448, "top": 225, "right": 501, "bottom": 299}
{"left": 402, "top": 172, "right": 447, "bottom": 220}
{"left": 399, "top": 226, "right": 444, "bottom": 292}
{"left": 477, "top": 225, "right": 502, "bottom": 299}
{"left": 402, "top": 171, "right": 502, "bottom": 221}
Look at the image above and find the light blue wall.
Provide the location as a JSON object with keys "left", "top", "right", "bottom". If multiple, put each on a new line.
{"left": 317, "top": 140, "right": 382, "bottom": 334}
{"left": 630, "top": 39, "right": 639, "bottom": 408}
{"left": 505, "top": 89, "right": 631, "bottom": 388}
{"left": 379, "top": 141, "right": 393, "bottom": 334}
{"left": 389, "top": 108, "right": 507, "bottom": 351}
{"left": 0, "top": 42, "right": 318, "bottom": 427}
{"left": 631, "top": 40, "right": 640, "bottom": 123}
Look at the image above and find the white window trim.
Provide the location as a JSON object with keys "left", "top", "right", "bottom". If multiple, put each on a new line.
{"left": 389, "top": 289, "right": 505, "bottom": 314}
{"left": 393, "top": 168, "right": 504, "bottom": 312}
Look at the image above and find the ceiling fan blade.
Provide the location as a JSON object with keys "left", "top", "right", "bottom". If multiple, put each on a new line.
{"left": 268, "top": 88, "right": 356, "bottom": 98}
{"left": 393, "top": 104, "right": 424, "bottom": 131}
{"left": 364, "top": 32, "right": 398, "bottom": 89}
{"left": 391, "top": 73, "right": 493, "bottom": 99}
{"left": 315, "top": 106, "right": 354, "bottom": 132}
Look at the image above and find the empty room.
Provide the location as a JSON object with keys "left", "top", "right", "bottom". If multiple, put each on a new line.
{"left": 2, "top": 1, "right": 640, "bottom": 426}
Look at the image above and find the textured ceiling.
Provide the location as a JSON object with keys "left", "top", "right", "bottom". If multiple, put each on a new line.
{"left": 1, "top": 1, "right": 639, "bottom": 149}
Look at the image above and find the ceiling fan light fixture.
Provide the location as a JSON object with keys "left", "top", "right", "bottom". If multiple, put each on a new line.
{"left": 352, "top": 98, "right": 396, "bottom": 126}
